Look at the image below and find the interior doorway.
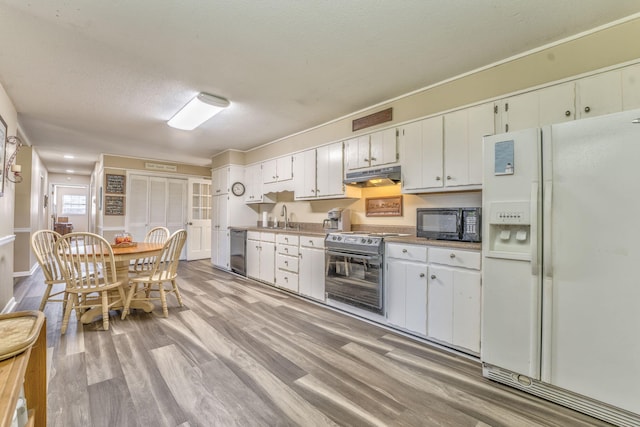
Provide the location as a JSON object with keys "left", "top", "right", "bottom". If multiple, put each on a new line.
{"left": 51, "top": 183, "right": 90, "bottom": 233}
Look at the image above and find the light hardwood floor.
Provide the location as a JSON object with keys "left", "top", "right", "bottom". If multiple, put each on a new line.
{"left": 14, "top": 260, "right": 611, "bottom": 427}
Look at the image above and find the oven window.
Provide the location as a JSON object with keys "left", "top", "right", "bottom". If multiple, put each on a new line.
{"left": 325, "top": 252, "right": 382, "bottom": 312}
{"left": 420, "top": 213, "right": 457, "bottom": 233}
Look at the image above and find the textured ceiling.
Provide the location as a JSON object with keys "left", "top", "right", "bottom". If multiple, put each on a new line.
{"left": 1, "top": 1, "right": 640, "bottom": 174}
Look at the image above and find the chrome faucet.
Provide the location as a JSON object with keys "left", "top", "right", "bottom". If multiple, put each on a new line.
{"left": 280, "top": 204, "right": 288, "bottom": 229}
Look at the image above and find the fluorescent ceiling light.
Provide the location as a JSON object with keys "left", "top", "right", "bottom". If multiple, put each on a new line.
{"left": 66, "top": 169, "right": 74, "bottom": 173}
{"left": 64, "top": 154, "right": 74, "bottom": 159}
{"left": 167, "top": 92, "right": 230, "bottom": 130}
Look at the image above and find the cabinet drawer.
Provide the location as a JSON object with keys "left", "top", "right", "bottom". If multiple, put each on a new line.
{"left": 386, "top": 243, "right": 428, "bottom": 262}
{"left": 277, "top": 244, "right": 299, "bottom": 257}
{"left": 260, "top": 232, "right": 276, "bottom": 242}
{"left": 300, "top": 235, "right": 325, "bottom": 249}
{"left": 277, "top": 234, "right": 299, "bottom": 245}
{"left": 276, "top": 270, "right": 299, "bottom": 292}
{"left": 277, "top": 254, "right": 299, "bottom": 272}
{"left": 247, "top": 231, "right": 260, "bottom": 241}
{"left": 428, "top": 248, "right": 480, "bottom": 270}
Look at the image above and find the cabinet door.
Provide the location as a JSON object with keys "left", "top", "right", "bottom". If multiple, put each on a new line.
{"left": 576, "top": 71, "right": 622, "bottom": 119}
{"left": 370, "top": 128, "right": 397, "bottom": 166}
{"left": 212, "top": 229, "right": 230, "bottom": 269}
{"left": 316, "top": 142, "right": 344, "bottom": 197}
{"left": 262, "top": 159, "right": 278, "bottom": 184}
{"left": 467, "top": 103, "right": 495, "bottom": 185}
{"left": 405, "top": 263, "right": 428, "bottom": 336}
{"left": 538, "top": 82, "right": 575, "bottom": 125}
{"left": 400, "top": 116, "right": 443, "bottom": 191}
{"left": 246, "top": 239, "right": 261, "bottom": 279}
{"left": 276, "top": 156, "right": 293, "bottom": 181}
{"left": 244, "top": 164, "right": 263, "bottom": 203}
{"left": 386, "top": 260, "right": 407, "bottom": 328}
{"left": 345, "top": 135, "right": 370, "bottom": 170}
{"left": 444, "top": 109, "right": 469, "bottom": 187}
{"left": 427, "top": 265, "right": 453, "bottom": 343}
{"left": 452, "top": 270, "right": 481, "bottom": 353}
{"left": 293, "top": 150, "right": 316, "bottom": 199}
{"left": 212, "top": 167, "right": 229, "bottom": 194}
{"left": 498, "top": 91, "right": 538, "bottom": 133}
{"left": 259, "top": 241, "right": 276, "bottom": 284}
{"left": 622, "top": 63, "right": 640, "bottom": 110}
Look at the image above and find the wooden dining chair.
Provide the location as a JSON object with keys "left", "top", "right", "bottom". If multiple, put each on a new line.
{"left": 55, "top": 232, "right": 127, "bottom": 333}
{"left": 128, "top": 226, "right": 170, "bottom": 276}
{"left": 30, "top": 229, "right": 66, "bottom": 311}
{"left": 122, "top": 229, "right": 187, "bottom": 319}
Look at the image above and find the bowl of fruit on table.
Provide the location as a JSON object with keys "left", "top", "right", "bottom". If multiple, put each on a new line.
{"left": 113, "top": 232, "right": 136, "bottom": 248}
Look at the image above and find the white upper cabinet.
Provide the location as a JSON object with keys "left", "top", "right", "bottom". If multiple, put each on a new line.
{"left": 576, "top": 70, "right": 622, "bottom": 119}
{"left": 345, "top": 128, "right": 398, "bottom": 171}
{"left": 400, "top": 116, "right": 443, "bottom": 192}
{"left": 244, "top": 164, "right": 264, "bottom": 203}
{"left": 494, "top": 82, "right": 575, "bottom": 133}
{"left": 262, "top": 155, "right": 293, "bottom": 184}
{"left": 444, "top": 102, "right": 494, "bottom": 187}
{"left": 316, "top": 141, "right": 345, "bottom": 198}
{"left": 211, "top": 166, "right": 229, "bottom": 195}
{"left": 293, "top": 141, "right": 348, "bottom": 200}
{"left": 293, "top": 149, "right": 317, "bottom": 199}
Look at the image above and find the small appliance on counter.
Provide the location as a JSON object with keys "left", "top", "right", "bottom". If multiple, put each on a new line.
{"left": 416, "top": 207, "right": 481, "bottom": 242}
{"left": 322, "top": 208, "right": 351, "bottom": 232}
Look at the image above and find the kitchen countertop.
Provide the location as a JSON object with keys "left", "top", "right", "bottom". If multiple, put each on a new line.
{"left": 230, "top": 225, "right": 482, "bottom": 250}
{"left": 384, "top": 235, "right": 482, "bottom": 251}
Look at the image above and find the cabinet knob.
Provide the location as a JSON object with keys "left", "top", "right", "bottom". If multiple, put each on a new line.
{"left": 419, "top": 273, "right": 425, "bottom": 278}
{"left": 431, "top": 274, "right": 436, "bottom": 280}
{"left": 435, "top": 176, "right": 441, "bottom": 181}
{"left": 309, "top": 240, "right": 314, "bottom": 245}
{"left": 364, "top": 158, "right": 369, "bottom": 162}
{"left": 370, "top": 157, "right": 377, "bottom": 161}
{"left": 565, "top": 110, "right": 571, "bottom": 117}
{"left": 450, "top": 253, "right": 456, "bottom": 258}
{"left": 284, "top": 260, "right": 288, "bottom": 265}
{"left": 273, "top": 176, "right": 276, "bottom": 179}
{"left": 402, "top": 249, "right": 408, "bottom": 253}
{"left": 446, "top": 176, "right": 452, "bottom": 180}
{"left": 584, "top": 106, "right": 591, "bottom": 113}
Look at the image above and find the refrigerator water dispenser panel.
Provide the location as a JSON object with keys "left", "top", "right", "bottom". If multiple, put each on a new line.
{"left": 487, "top": 201, "right": 531, "bottom": 258}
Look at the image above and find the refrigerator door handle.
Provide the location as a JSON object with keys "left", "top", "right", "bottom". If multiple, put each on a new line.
{"left": 530, "top": 182, "right": 539, "bottom": 276}
{"left": 543, "top": 182, "right": 553, "bottom": 278}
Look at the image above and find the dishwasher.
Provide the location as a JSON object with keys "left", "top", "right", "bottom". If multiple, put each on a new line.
{"left": 229, "top": 229, "right": 247, "bottom": 276}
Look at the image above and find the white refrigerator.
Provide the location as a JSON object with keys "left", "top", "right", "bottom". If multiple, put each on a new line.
{"left": 482, "top": 108, "right": 640, "bottom": 427}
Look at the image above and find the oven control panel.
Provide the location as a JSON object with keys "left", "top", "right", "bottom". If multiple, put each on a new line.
{"left": 327, "top": 234, "right": 382, "bottom": 247}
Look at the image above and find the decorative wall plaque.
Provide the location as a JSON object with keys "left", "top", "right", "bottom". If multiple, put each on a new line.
{"left": 105, "top": 174, "right": 126, "bottom": 194}
{"left": 365, "top": 195, "right": 403, "bottom": 217}
{"left": 352, "top": 107, "right": 393, "bottom": 132}
{"left": 104, "top": 195, "right": 125, "bottom": 215}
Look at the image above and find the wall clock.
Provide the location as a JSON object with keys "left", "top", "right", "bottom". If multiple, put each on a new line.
{"left": 231, "top": 181, "right": 245, "bottom": 196}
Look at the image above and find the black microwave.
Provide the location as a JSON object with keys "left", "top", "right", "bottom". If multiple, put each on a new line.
{"left": 416, "top": 207, "right": 481, "bottom": 242}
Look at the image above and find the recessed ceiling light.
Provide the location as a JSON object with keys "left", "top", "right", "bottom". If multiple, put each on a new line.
{"left": 64, "top": 154, "right": 74, "bottom": 159}
{"left": 66, "top": 169, "right": 74, "bottom": 174}
{"left": 167, "top": 92, "right": 230, "bottom": 131}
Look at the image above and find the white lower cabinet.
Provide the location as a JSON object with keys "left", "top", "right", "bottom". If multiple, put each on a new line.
{"left": 298, "top": 236, "right": 326, "bottom": 301}
{"left": 276, "top": 234, "right": 299, "bottom": 292}
{"left": 386, "top": 242, "right": 481, "bottom": 354}
{"left": 385, "top": 243, "right": 428, "bottom": 336}
{"left": 247, "top": 232, "right": 276, "bottom": 285}
{"left": 427, "top": 248, "right": 481, "bottom": 353}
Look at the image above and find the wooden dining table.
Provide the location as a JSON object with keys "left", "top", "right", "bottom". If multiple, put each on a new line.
{"left": 79, "top": 242, "right": 164, "bottom": 324}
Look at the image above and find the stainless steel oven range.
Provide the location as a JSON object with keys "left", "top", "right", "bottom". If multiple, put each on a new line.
{"left": 325, "top": 232, "right": 406, "bottom": 314}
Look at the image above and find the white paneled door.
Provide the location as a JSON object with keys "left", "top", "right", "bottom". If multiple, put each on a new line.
{"left": 187, "top": 178, "right": 212, "bottom": 260}
{"left": 127, "top": 174, "right": 188, "bottom": 259}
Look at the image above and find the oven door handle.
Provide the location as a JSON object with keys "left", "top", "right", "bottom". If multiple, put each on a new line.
{"left": 326, "top": 250, "right": 379, "bottom": 261}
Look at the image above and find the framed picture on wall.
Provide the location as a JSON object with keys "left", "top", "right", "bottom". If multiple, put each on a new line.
{"left": 0, "top": 114, "right": 6, "bottom": 197}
